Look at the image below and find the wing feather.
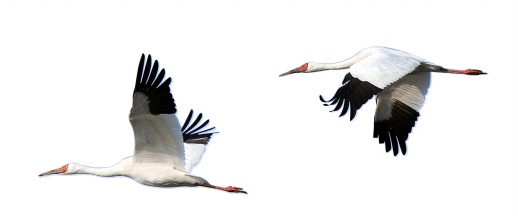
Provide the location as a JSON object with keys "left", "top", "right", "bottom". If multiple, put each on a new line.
{"left": 184, "top": 113, "right": 203, "bottom": 134}
{"left": 321, "top": 73, "right": 382, "bottom": 121}
{"left": 182, "top": 110, "right": 218, "bottom": 145}
{"left": 181, "top": 110, "right": 218, "bottom": 173}
{"left": 130, "top": 54, "right": 186, "bottom": 171}
{"left": 350, "top": 48, "right": 424, "bottom": 89}
{"left": 181, "top": 110, "right": 194, "bottom": 131}
{"left": 146, "top": 60, "right": 159, "bottom": 89}
{"left": 373, "top": 71, "right": 431, "bottom": 156}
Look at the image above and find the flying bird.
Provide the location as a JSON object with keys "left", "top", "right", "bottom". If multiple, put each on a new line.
{"left": 280, "top": 46, "right": 486, "bottom": 156}
{"left": 39, "top": 54, "right": 246, "bottom": 193}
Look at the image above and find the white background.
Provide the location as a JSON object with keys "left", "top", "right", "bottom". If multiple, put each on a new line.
{"left": 1, "top": 0, "right": 517, "bottom": 219}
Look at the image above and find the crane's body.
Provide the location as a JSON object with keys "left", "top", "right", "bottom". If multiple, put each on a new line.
{"left": 280, "top": 46, "right": 486, "bottom": 156}
{"left": 54, "top": 158, "right": 208, "bottom": 187}
{"left": 39, "top": 54, "right": 246, "bottom": 193}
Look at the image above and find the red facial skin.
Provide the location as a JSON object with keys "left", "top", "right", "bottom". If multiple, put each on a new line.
{"left": 300, "top": 63, "right": 308, "bottom": 72}
{"left": 61, "top": 164, "right": 69, "bottom": 173}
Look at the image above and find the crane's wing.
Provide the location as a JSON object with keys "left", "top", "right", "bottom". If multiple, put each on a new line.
{"left": 373, "top": 71, "right": 431, "bottom": 156}
{"left": 130, "top": 54, "right": 186, "bottom": 172}
{"left": 181, "top": 110, "right": 218, "bottom": 173}
{"left": 349, "top": 49, "right": 423, "bottom": 89}
{"left": 320, "top": 73, "right": 382, "bottom": 121}
{"left": 320, "top": 49, "right": 426, "bottom": 121}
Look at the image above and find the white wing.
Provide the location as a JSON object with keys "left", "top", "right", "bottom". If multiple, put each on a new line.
{"left": 184, "top": 143, "right": 207, "bottom": 173}
{"left": 350, "top": 47, "right": 425, "bottom": 89}
{"left": 130, "top": 54, "right": 186, "bottom": 172}
{"left": 180, "top": 110, "right": 218, "bottom": 173}
{"left": 320, "top": 47, "right": 430, "bottom": 121}
{"left": 373, "top": 71, "right": 431, "bottom": 156}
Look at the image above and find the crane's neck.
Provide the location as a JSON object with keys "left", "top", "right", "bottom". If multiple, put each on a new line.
{"left": 69, "top": 158, "right": 131, "bottom": 177}
{"left": 309, "top": 57, "right": 362, "bottom": 72}
{"left": 74, "top": 165, "right": 123, "bottom": 177}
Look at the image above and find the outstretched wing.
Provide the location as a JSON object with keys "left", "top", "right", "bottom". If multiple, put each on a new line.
{"left": 373, "top": 71, "right": 431, "bottom": 156}
{"left": 320, "top": 48, "right": 424, "bottom": 121}
{"left": 130, "top": 54, "right": 186, "bottom": 172}
{"left": 320, "top": 73, "right": 382, "bottom": 120}
{"left": 349, "top": 47, "right": 424, "bottom": 89}
{"left": 181, "top": 110, "right": 218, "bottom": 173}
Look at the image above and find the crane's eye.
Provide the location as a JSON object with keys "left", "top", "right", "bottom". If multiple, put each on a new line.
{"left": 300, "top": 63, "right": 308, "bottom": 72}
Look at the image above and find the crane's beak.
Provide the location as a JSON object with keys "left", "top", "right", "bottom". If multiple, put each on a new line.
{"left": 38, "top": 167, "right": 62, "bottom": 176}
{"left": 279, "top": 67, "right": 301, "bottom": 77}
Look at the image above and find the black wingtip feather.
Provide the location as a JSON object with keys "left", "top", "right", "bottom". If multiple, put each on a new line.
{"left": 188, "top": 119, "right": 210, "bottom": 134}
{"left": 182, "top": 110, "right": 194, "bottom": 131}
{"left": 373, "top": 101, "right": 419, "bottom": 157}
{"left": 319, "top": 95, "right": 326, "bottom": 102}
{"left": 135, "top": 54, "right": 145, "bottom": 91}
{"left": 391, "top": 132, "right": 399, "bottom": 156}
{"left": 182, "top": 110, "right": 218, "bottom": 145}
{"left": 150, "top": 69, "right": 166, "bottom": 90}
{"left": 340, "top": 100, "right": 350, "bottom": 117}
{"left": 184, "top": 113, "right": 203, "bottom": 134}
{"left": 142, "top": 55, "right": 152, "bottom": 89}
{"left": 332, "top": 98, "right": 344, "bottom": 112}
{"left": 400, "top": 141, "right": 407, "bottom": 155}
{"left": 133, "top": 54, "right": 177, "bottom": 115}
{"left": 321, "top": 73, "right": 381, "bottom": 121}
{"left": 144, "top": 60, "right": 159, "bottom": 89}
{"left": 197, "top": 127, "right": 216, "bottom": 134}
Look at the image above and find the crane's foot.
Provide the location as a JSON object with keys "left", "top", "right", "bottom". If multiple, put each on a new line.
{"left": 447, "top": 69, "right": 487, "bottom": 75}
{"left": 220, "top": 186, "right": 247, "bottom": 194}
{"left": 202, "top": 184, "right": 247, "bottom": 194}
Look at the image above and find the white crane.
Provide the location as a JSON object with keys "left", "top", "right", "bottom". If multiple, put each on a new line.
{"left": 279, "top": 46, "right": 486, "bottom": 156}
{"left": 39, "top": 54, "right": 246, "bottom": 193}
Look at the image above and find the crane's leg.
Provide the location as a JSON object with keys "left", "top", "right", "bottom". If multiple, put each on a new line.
{"left": 446, "top": 69, "right": 487, "bottom": 75}
{"left": 201, "top": 184, "right": 247, "bottom": 194}
{"left": 421, "top": 64, "right": 486, "bottom": 75}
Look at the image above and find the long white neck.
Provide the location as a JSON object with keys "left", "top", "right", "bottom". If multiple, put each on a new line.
{"left": 309, "top": 56, "right": 364, "bottom": 72}
{"left": 69, "top": 158, "right": 131, "bottom": 177}
{"left": 307, "top": 47, "right": 373, "bottom": 73}
{"left": 74, "top": 165, "right": 123, "bottom": 177}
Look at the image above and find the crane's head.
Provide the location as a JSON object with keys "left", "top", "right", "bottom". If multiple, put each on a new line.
{"left": 280, "top": 62, "right": 326, "bottom": 77}
{"left": 38, "top": 164, "right": 72, "bottom": 176}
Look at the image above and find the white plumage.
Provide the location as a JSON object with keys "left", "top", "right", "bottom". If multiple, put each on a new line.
{"left": 349, "top": 48, "right": 424, "bottom": 88}
{"left": 39, "top": 54, "right": 246, "bottom": 193}
{"left": 280, "top": 46, "right": 486, "bottom": 156}
{"left": 184, "top": 143, "right": 207, "bottom": 173}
